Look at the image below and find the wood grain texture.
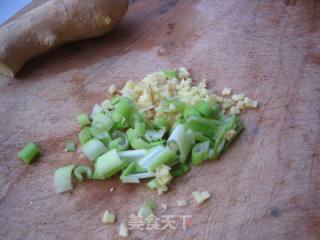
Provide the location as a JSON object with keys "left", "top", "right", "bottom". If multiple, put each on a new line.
{"left": 0, "top": 0, "right": 319, "bottom": 239}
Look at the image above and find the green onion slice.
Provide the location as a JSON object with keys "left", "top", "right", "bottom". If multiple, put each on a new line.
{"left": 127, "top": 128, "right": 150, "bottom": 149}
{"left": 54, "top": 165, "right": 75, "bottom": 193}
{"left": 77, "top": 113, "right": 91, "bottom": 127}
{"left": 82, "top": 139, "right": 107, "bottom": 161}
{"left": 78, "top": 127, "right": 92, "bottom": 145}
{"left": 92, "top": 113, "right": 114, "bottom": 132}
{"left": 163, "top": 69, "right": 178, "bottom": 79}
{"left": 137, "top": 145, "right": 177, "bottom": 171}
{"left": 121, "top": 172, "right": 155, "bottom": 183}
{"left": 196, "top": 101, "right": 214, "bottom": 118}
{"left": 108, "top": 131, "right": 129, "bottom": 151}
{"left": 74, "top": 165, "right": 93, "bottom": 182}
{"left": 192, "top": 141, "right": 210, "bottom": 165}
{"left": 91, "top": 104, "right": 103, "bottom": 118}
{"left": 65, "top": 140, "right": 76, "bottom": 152}
{"left": 183, "top": 106, "right": 201, "bottom": 119}
{"left": 112, "top": 97, "right": 133, "bottom": 123}
{"left": 94, "top": 149, "right": 125, "bottom": 179}
{"left": 153, "top": 117, "right": 168, "bottom": 129}
{"left": 186, "top": 116, "right": 223, "bottom": 134}
{"left": 167, "top": 124, "right": 192, "bottom": 163}
{"left": 90, "top": 130, "right": 111, "bottom": 146}
{"left": 118, "top": 149, "right": 147, "bottom": 163}
{"left": 144, "top": 127, "right": 166, "bottom": 142}
{"left": 17, "top": 142, "right": 40, "bottom": 164}
{"left": 134, "top": 121, "right": 146, "bottom": 136}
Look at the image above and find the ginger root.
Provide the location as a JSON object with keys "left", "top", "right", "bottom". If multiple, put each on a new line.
{"left": 0, "top": 0, "right": 128, "bottom": 78}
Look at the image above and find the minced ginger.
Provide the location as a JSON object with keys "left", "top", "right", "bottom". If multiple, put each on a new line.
{"left": 106, "top": 68, "right": 258, "bottom": 123}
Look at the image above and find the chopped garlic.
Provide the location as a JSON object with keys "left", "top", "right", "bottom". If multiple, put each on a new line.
{"left": 236, "top": 100, "right": 245, "bottom": 110}
{"left": 155, "top": 165, "right": 172, "bottom": 195}
{"left": 231, "top": 93, "right": 245, "bottom": 102}
{"left": 119, "top": 222, "right": 129, "bottom": 238}
{"left": 177, "top": 200, "right": 188, "bottom": 207}
{"left": 222, "top": 88, "right": 232, "bottom": 96}
{"left": 178, "top": 67, "right": 191, "bottom": 79}
{"left": 108, "top": 84, "right": 117, "bottom": 95}
{"left": 200, "top": 191, "right": 211, "bottom": 201}
{"left": 224, "top": 129, "right": 237, "bottom": 141}
{"left": 243, "top": 97, "right": 258, "bottom": 108}
{"left": 102, "top": 210, "right": 116, "bottom": 224}
{"left": 229, "top": 106, "right": 241, "bottom": 115}
{"left": 192, "top": 191, "right": 211, "bottom": 204}
{"left": 222, "top": 99, "right": 234, "bottom": 109}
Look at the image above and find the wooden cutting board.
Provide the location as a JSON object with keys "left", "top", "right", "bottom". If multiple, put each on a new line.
{"left": 0, "top": 0, "right": 319, "bottom": 239}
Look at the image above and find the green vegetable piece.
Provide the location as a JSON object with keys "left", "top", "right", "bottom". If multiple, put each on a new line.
{"left": 137, "top": 145, "right": 177, "bottom": 171}
{"left": 128, "top": 112, "right": 144, "bottom": 128}
{"left": 82, "top": 139, "right": 107, "bottom": 161}
{"left": 192, "top": 141, "right": 210, "bottom": 165}
{"left": 153, "top": 117, "right": 168, "bottom": 129}
{"left": 183, "top": 106, "right": 201, "bottom": 119}
{"left": 112, "top": 97, "right": 133, "bottom": 123}
{"left": 79, "top": 127, "right": 92, "bottom": 145}
{"left": 171, "top": 169, "right": 184, "bottom": 177}
{"left": 89, "top": 128, "right": 111, "bottom": 146}
{"left": 134, "top": 121, "right": 146, "bottom": 136}
{"left": 127, "top": 128, "right": 150, "bottom": 149}
{"left": 163, "top": 70, "right": 178, "bottom": 79}
{"left": 54, "top": 165, "right": 75, "bottom": 193}
{"left": 144, "top": 128, "right": 166, "bottom": 142}
{"left": 109, "top": 131, "right": 129, "bottom": 151}
{"left": 163, "top": 99, "right": 186, "bottom": 113}
{"left": 94, "top": 149, "right": 126, "bottom": 178}
{"left": 147, "top": 179, "right": 159, "bottom": 190}
{"left": 17, "top": 142, "right": 40, "bottom": 164}
{"left": 186, "top": 116, "right": 223, "bottom": 134}
{"left": 77, "top": 113, "right": 91, "bottom": 127}
{"left": 92, "top": 113, "right": 114, "bottom": 132}
{"left": 211, "top": 103, "right": 222, "bottom": 117}
{"left": 65, "top": 140, "right": 76, "bottom": 152}
{"left": 167, "top": 124, "right": 192, "bottom": 163}
{"left": 196, "top": 101, "right": 214, "bottom": 118}
{"left": 118, "top": 149, "right": 147, "bottom": 163}
{"left": 74, "top": 165, "right": 93, "bottom": 182}
{"left": 172, "top": 162, "right": 190, "bottom": 177}
{"left": 111, "top": 96, "right": 121, "bottom": 105}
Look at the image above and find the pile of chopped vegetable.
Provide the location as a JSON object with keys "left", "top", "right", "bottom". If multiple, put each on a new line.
{"left": 50, "top": 68, "right": 258, "bottom": 194}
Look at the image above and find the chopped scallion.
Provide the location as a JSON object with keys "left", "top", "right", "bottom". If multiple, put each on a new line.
{"left": 17, "top": 142, "right": 40, "bottom": 164}
{"left": 118, "top": 149, "right": 147, "bottom": 163}
{"left": 94, "top": 149, "right": 125, "bottom": 178}
{"left": 167, "top": 124, "right": 192, "bottom": 163}
{"left": 77, "top": 113, "right": 90, "bottom": 127}
{"left": 78, "top": 127, "right": 92, "bottom": 145}
{"left": 144, "top": 127, "right": 166, "bottom": 142}
{"left": 74, "top": 165, "right": 93, "bottom": 182}
{"left": 186, "top": 116, "right": 223, "bottom": 134}
{"left": 65, "top": 140, "right": 76, "bottom": 152}
{"left": 92, "top": 113, "right": 114, "bottom": 132}
{"left": 81, "top": 139, "right": 107, "bottom": 161}
{"left": 191, "top": 141, "right": 210, "bottom": 165}
{"left": 54, "top": 165, "right": 75, "bottom": 193}
{"left": 196, "top": 100, "right": 214, "bottom": 118}
{"left": 112, "top": 97, "right": 133, "bottom": 123}
{"left": 137, "top": 145, "right": 177, "bottom": 171}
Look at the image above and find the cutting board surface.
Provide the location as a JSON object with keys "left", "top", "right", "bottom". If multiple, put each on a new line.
{"left": 0, "top": 0, "right": 319, "bottom": 239}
